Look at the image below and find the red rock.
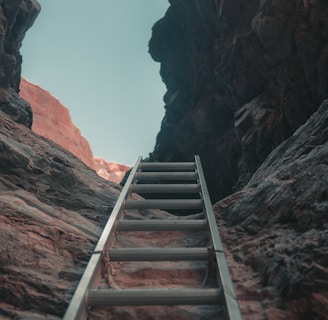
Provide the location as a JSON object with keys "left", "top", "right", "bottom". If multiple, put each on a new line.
{"left": 94, "top": 157, "right": 130, "bottom": 184}
{"left": 20, "top": 78, "right": 130, "bottom": 183}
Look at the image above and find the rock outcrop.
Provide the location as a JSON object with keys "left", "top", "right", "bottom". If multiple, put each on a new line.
{"left": 1, "top": 0, "right": 327, "bottom": 319}
{"left": 19, "top": 78, "right": 96, "bottom": 169}
{"left": 0, "top": 111, "right": 218, "bottom": 320}
{"left": 149, "top": 0, "right": 328, "bottom": 202}
{"left": 215, "top": 101, "right": 328, "bottom": 319}
{"left": 0, "top": 111, "right": 121, "bottom": 319}
{"left": 19, "top": 78, "right": 130, "bottom": 183}
{"left": 0, "top": 0, "right": 40, "bottom": 127}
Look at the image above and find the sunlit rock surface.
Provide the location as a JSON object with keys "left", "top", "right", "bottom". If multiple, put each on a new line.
{"left": 94, "top": 157, "right": 130, "bottom": 184}
{"left": 0, "top": 112, "right": 220, "bottom": 319}
{"left": 20, "top": 78, "right": 130, "bottom": 183}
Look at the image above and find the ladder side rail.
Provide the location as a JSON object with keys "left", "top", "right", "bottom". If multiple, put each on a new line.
{"left": 195, "top": 155, "right": 243, "bottom": 320}
{"left": 63, "top": 156, "right": 142, "bottom": 320}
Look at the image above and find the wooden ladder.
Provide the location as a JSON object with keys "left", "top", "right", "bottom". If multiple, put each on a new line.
{"left": 63, "top": 156, "right": 242, "bottom": 320}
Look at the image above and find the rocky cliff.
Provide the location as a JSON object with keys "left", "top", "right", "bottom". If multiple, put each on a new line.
{"left": 19, "top": 78, "right": 130, "bottom": 183}
{"left": 149, "top": 0, "right": 328, "bottom": 202}
{"left": 148, "top": 0, "right": 328, "bottom": 319}
{"left": 0, "top": 0, "right": 327, "bottom": 319}
{"left": 215, "top": 101, "right": 328, "bottom": 319}
{"left": 0, "top": 110, "right": 122, "bottom": 319}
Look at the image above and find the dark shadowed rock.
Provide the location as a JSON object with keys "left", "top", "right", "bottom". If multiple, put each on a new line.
{"left": 0, "top": 0, "right": 40, "bottom": 128}
{"left": 149, "top": 0, "right": 328, "bottom": 202}
{"left": 214, "top": 101, "right": 328, "bottom": 319}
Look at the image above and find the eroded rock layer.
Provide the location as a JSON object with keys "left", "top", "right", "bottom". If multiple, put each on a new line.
{"left": 149, "top": 0, "right": 328, "bottom": 201}
{"left": 214, "top": 101, "right": 328, "bottom": 319}
{"left": 0, "top": 111, "right": 121, "bottom": 319}
{"left": 20, "top": 78, "right": 130, "bottom": 183}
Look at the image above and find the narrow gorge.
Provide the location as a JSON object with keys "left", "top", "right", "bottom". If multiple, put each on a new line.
{"left": 0, "top": 1, "right": 327, "bottom": 319}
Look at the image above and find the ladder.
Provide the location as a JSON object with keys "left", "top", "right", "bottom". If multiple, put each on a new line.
{"left": 63, "top": 156, "right": 242, "bottom": 320}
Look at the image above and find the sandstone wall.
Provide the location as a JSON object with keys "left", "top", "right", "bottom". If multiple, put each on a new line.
{"left": 20, "top": 78, "right": 130, "bottom": 183}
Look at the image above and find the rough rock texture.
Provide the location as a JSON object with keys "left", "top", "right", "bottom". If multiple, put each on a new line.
{"left": 0, "top": 0, "right": 40, "bottom": 127}
{"left": 0, "top": 111, "right": 121, "bottom": 319}
{"left": 1, "top": 0, "right": 328, "bottom": 319}
{"left": 20, "top": 78, "right": 130, "bottom": 183}
{"left": 0, "top": 111, "right": 219, "bottom": 320}
{"left": 214, "top": 101, "right": 328, "bottom": 319}
{"left": 149, "top": 0, "right": 328, "bottom": 202}
{"left": 94, "top": 157, "right": 130, "bottom": 184}
{"left": 19, "top": 78, "right": 96, "bottom": 169}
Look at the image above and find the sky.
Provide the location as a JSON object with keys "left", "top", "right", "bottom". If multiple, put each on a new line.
{"left": 21, "top": 0, "right": 169, "bottom": 166}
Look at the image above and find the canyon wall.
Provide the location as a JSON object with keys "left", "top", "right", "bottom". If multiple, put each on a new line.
{"left": 0, "top": 109, "right": 122, "bottom": 319}
{"left": 0, "top": 0, "right": 327, "bottom": 319}
{"left": 20, "top": 78, "right": 130, "bottom": 183}
{"left": 148, "top": 1, "right": 328, "bottom": 318}
{"left": 149, "top": 0, "right": 328, "bottom": 202}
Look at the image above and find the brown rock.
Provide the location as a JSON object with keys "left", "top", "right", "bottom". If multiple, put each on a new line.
{"left": 0, "top": 111, "right": 121, "bottom": 319}
{"left": 20, "top": 78, "right": 130, "bottom": 183}
{"left": 20, "top": 78, "right": 96, "bottom": 169}
{"left": 0, "top": 112, "right": 221, "bottom": 319}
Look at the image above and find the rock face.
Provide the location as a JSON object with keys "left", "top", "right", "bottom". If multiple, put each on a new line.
{"left": 149, "top": 0, "right": 328, "bottom": 202}
{"left": 214, "top": 101, "right": 328, "bottom": 319}
{"left": 0, "top": 111, "right": 121, "bottom": 319}
{"left": 1, "top": 0, "right": 327, "bottom": 319}
{"left": 148, "top": 1, "right": 328, "bottom": 318}
{"left": 0, "top": 111, "right": 219, "bottom": 320}
{"left": 94, "top": 157, "right": 130, "bottom": 184}
{"left": 20, "top": 78, "right": 96, "bottom": 169}
{"left": 20, "top": 78, "right": 130, "bottom": 183}
{"left": 0, "top": 0, "right": 40, "bottom": 127}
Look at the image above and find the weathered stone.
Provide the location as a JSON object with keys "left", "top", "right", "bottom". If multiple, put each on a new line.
{"left": 0, "top": 112, "right": 121, "bottom": 318}
{"left": 214, "top": 101, "right": 328, "bottom": 319}
{"left": 149, "top": 0, "right": 328, "bottom": 201}
{"left": 19, "top": 78, "right": 130, "bottom": 183}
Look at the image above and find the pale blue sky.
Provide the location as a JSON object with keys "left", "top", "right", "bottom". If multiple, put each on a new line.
{"left": 21, "top": 0, "right": 169, "bottom": 165}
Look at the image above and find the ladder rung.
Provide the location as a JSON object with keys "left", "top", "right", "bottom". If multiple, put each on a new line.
{"left": 88, "top": 288, "right": 221, "bottom": 306}
{"left": 135, "top": 172, "right": 198, "bottom": 180}
{"left": 131, "top": 184, "right": 201, "bottom": 193}
{"left": 117, "top": 219, "right": 208, "bottom": 231}
{"left": 88, "top": 288, "right": 222, "bottom": 306}
{"left": 140, "top": 162, "right": 196, "bottom": 171}
{"left": 125, "top": 199, "right": 203, "bottom": 210}
{"left": 109, "top": 247, "right": 209, "bottom": 261}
